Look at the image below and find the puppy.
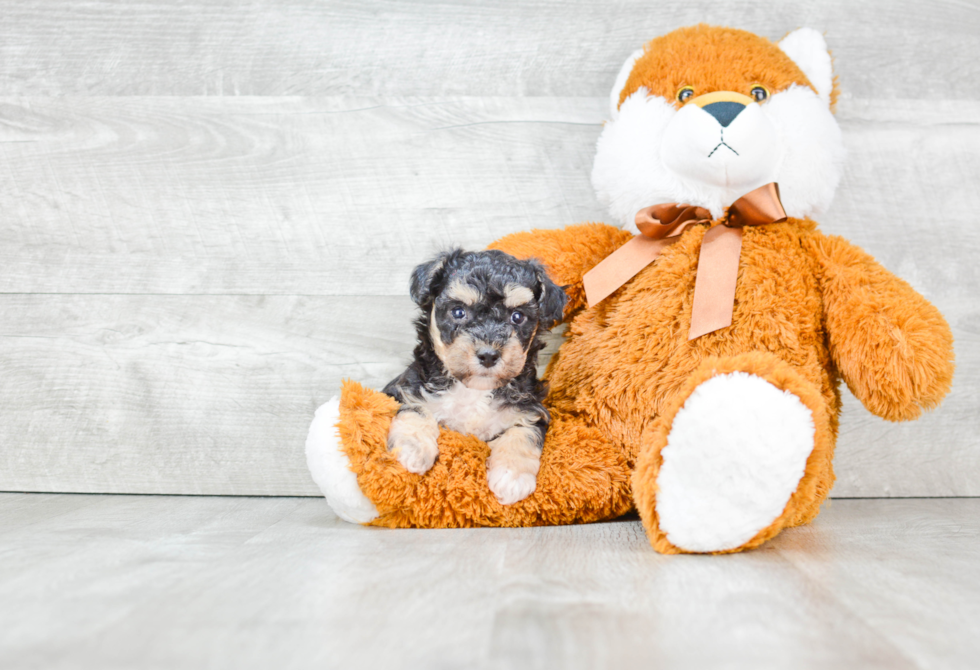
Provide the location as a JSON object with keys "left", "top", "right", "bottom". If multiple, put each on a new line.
{"left": 382, "top": 249, "right": 567, "bottom": 505}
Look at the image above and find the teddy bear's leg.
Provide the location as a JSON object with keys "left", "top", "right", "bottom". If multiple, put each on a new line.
{"left": 306, "top": 380, "right": 634, "bottom": 528}
{"left": 305, "top": 395, "right": 380, "bottom": 524}
{"left": 307, "top": 379, "right": 427, "bottom": 526}
{"left": 633, "top": 353, "right": 835, "bottom": 554}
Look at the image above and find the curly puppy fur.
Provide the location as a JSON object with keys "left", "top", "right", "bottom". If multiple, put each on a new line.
{"left": 382, "top": 249, "right": 567, "bottom": 504}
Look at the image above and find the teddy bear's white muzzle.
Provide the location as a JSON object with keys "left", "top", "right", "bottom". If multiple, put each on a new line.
{"left": 661, "top": 100, "right": 780, "bottom": 193}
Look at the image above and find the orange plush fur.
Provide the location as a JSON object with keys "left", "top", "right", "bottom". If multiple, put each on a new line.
{"left": 619, "top": 25, "right": 840, "bottom": 110}
{"left": 327, "top": 27, "right": 954, "bottom": 553}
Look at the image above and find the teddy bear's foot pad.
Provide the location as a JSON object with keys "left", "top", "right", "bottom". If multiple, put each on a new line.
{"left": 655, "top": 372, "right": 815, "bottom": 552}
{"left": 306, "top": 397, "right": 380, "bottom": 524}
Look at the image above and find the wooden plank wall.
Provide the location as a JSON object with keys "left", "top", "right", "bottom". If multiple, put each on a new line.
{"left": 0, "top": 0, "right": 977, "bottom": 496}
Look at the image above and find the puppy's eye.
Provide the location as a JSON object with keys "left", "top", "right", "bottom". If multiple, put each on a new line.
{"left": 510, "top": 311, "right": 526, "bottom": 325}
{"left": 750, "top": 86, "right": 769, "bottom": 102}
{"left": 451, "top": 307, "right": 466, "bottom": 320}
{"left": 676, "top": 86, "right": 695, "bottom": 103}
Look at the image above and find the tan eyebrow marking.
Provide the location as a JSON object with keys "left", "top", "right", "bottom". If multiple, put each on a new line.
{"left": 445, "top": 280, "right": 481, "bottom": 306}
{"left": 504, "top": 284, "right": 534, "bottom": 308}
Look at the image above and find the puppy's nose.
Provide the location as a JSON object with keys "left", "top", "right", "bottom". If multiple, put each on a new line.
{"left": 689, "top": 91, "right": 755, "bottom": 128}
{"left": 476, "top": 348, "right": 501, "bottom": 368}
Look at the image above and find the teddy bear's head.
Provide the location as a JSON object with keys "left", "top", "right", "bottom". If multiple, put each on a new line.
{"left": 592, "top": 25, "right": 845, "bottom": 232}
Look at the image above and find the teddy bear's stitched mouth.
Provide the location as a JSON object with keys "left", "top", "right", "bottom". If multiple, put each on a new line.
{"left": 708, "top": 129, "right": 739, "bottom": 158}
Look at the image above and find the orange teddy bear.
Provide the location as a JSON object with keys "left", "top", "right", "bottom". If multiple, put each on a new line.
{"left": 306, "top": 25, "right": 954, "bottom": 554}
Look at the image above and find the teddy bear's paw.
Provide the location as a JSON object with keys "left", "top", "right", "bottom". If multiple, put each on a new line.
{"left": 655, "top": 372, "right": 815, "bottom": 552}
{"left": 388, "top": 410, "right": 441, "bottom": 475}
{"left": 305, "top": 397, "right": 379, "bottom": 524}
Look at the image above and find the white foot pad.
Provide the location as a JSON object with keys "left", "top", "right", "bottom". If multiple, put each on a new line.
{"left": 305, "top": 398, "right": 379, "bottom": 524}
{"left": 655, "top": 372, "right": 815, "bottom": 552}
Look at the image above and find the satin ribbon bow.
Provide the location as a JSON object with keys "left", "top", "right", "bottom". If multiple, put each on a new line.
{"left": 582, "top": 182, "right": 787, "bottom": 339}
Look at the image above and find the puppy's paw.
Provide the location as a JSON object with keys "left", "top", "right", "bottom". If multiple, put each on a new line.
{"left": 388, "top": 411, "right": 440, "bottom": 475}
{"left": 394, "top": 438, "right": 438, "bottom": 474}
{"left": 487, "top": 426, "right": 542, "bottom": 505}
{"left": 487, "top": 465, "right": 537, "bottom": 505}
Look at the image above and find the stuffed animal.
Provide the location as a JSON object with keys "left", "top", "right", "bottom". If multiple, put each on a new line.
{"left": 306, "top": 24, "right": 955, "bottom": 553}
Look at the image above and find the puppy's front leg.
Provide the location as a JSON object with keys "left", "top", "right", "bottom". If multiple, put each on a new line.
{"left": 487, "top": 425, "right": 543, "bottom": 505}
{"left": 388, "top": 408, "right": 440, "bottom": 474}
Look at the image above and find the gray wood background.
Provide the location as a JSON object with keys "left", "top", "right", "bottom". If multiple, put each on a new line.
{"left": 0, "top": 0, "right": 977, "bottom": 497}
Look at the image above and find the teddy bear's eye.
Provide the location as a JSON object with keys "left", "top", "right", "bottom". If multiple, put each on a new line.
{"left": 676, "top": 86, "right": 695, "bottom": 103}
{"left": 451, "top": 307, "right": 466, "bottom": 319}
{"left": 751, "top": 86, "right": 769, "bottom": 102}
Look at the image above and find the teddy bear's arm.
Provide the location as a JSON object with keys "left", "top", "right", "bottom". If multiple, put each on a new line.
{"left": 488, "top": 223, "right": 633, "bottom": 317}
{"left": 807, "top": 232, "right": 955, "bottom": 421}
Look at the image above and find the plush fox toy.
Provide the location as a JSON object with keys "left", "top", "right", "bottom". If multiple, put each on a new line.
{"left": 306, "top": 25, "right": 954, "bottom": 553}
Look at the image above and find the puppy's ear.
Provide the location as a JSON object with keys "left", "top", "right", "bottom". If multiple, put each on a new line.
{"left": 532, "top": 263, "right": 568, "bottom": 328}
{"left": 409, "top": 249, "right": 462, "bottom": 306}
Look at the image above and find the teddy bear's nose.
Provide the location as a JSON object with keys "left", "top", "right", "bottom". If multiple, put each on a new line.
{"left": 702, "top": 101, "right": 746, "bottom": 128}
{"left": 689, "top": 91, "right": 755, "bottom": 128}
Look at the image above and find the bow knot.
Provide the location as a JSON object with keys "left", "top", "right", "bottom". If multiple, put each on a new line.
{"left": 582, "top": 182, "right": 787, "bottom": 339}
{"left": 635, "top": 204, "right": 712, "bottom": 239}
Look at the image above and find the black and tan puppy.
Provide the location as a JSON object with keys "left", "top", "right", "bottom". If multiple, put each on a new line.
{"left": 382, "top": 249, "right": 567, "bottom": 504}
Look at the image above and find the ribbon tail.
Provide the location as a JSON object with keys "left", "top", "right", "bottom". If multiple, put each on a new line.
{"left": 688, "top": 226, "right": 743, "bottom": 340}
{"left": 583, "top": 235, "right": 675, "bottom": 308}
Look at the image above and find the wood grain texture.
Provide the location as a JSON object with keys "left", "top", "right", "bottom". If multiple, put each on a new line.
{"left": 0, "top": 96, "right": 606, "bottom": 295}
{"left": 1, "top": 1, "right": 978, "bottom": 497}
{"left": 0, "top": 291, "right": 974, "bottom": 496}
{"left": 1, "top": 0, "right": 978, "bottom": 99}
{"left": 2, "top": 97, "right": 978, "bottom": 298}
{"left": 0, "top": 295, "right": 416, "bottom": 495}
{"left": 1, "top": 494, "right": 978, "bottom": 669}
{"left": 0, "top": 100, "right": 977, "bottom": 496}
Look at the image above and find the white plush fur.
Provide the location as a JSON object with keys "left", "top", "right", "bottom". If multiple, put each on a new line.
{"left": 659, "top": 99, "right": 782, "bottom": 203}
{"left": 305, "top": 398, "right": 379, "bottom": 524}
{"left": 592, "top": 31, "right": 844, "bottom": 231}
{"left": 609, "top": 48, "right": 644, "bottom": 118}
{"left": 779, "top": 28, "right": 834, "bottom": 106}
{"left": 655, "top": 373, "right": 815, "bottom": 552}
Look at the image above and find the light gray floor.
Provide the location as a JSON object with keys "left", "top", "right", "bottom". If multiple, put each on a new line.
{"left": 1, "top": 494, "right": 978, "bottom": 670}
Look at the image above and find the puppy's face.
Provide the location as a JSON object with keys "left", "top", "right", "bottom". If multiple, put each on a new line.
{"left": 411, "top": 250, "right": 566, "bottom": 390}
{"left": 429, "top": 277, "right": 536, "bottom": 390}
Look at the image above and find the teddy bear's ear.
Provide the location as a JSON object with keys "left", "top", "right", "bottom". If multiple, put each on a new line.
{"left": 609, "top": 48, "right": 644, "bottom": 118}
{"left": 779, "top": 28, "right": 834, "bottom": 107}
